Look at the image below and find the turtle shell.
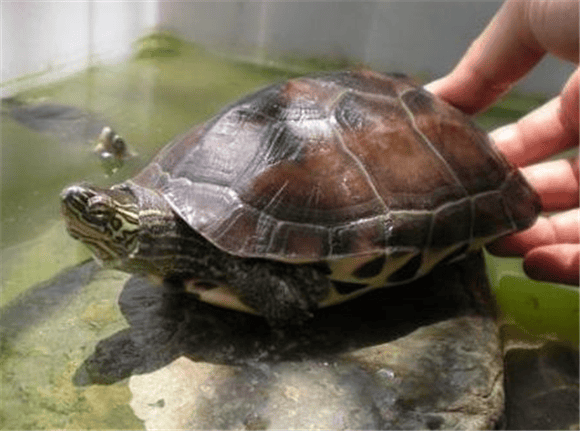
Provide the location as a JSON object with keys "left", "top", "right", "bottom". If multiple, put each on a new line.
{"left": 132, "top": 70, "right": 540, "bottom": 284}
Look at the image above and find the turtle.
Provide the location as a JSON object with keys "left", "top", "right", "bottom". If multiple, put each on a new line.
{"left": 60, "top": 69, "right": 541, "bottom": 326}
{"left": 93, "top": 126, "right": 137, "bottom": 175}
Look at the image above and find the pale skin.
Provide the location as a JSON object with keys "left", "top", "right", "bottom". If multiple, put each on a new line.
{"left": 426, "top": 0, "right": 579, "bottom": 285}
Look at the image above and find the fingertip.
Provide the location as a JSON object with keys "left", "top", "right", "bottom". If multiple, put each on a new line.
{"left": 487, "top": 216, "right": 556, "bottom": 256}
{"left": 489, "top": 124, "right": 523, "bottom": 165}
{"left": 523, "top": 244, "right": 580, "bottom": 286}
{"left": 424, "top": 75, "right": 463, "bottom": 108}
{"left": 423, "top": 78, "right": 445, "bottom": 95}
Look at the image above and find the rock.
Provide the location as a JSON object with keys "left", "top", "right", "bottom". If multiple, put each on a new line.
{"left": 79, "top": 252, "right": 505, "bottom": 429}
{"left": 5, "top": 101, "right": 106, "bottom": 143}
{"left": 128, "top": 314, "right": 502, "bottom": 430}
{"left": 504, "top": 339, "right": 579, "bottom": 430}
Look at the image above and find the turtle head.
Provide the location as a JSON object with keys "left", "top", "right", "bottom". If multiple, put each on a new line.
{"left": 60, "top": 183, "right": 140, "bottom": 267}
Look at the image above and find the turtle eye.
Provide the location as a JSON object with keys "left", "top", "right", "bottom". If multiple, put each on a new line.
{"left": 87, "top": 196, "right": 114, "bottom": 223}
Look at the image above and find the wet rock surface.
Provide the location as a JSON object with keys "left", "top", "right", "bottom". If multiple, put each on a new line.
{"left": 504, "top": 340, "right": 579, "bottom": 430}
{"left": 76, "top": 252, "right": 505, "bottom": 429}
{"left": 126, "top": 316, "right": 503, "bottom": 430}
{"left": 4, "top": 100, "right": 107, "bottom": 144}
{"left": 2, "top": 251, "right": 578, "bottom": 429}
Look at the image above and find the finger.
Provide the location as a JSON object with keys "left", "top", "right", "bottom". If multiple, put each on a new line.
{"left": 524, "top": 243, "right": 579, "bottom": 285}
{"left": 560, "top": 65, "right": 580, "bottom": 136}
{"left": 521, "top": 157, "right": 579, "bottom": 212}
{"left": 426, "top": 0, "right": 579, "bottom": 114}
{"left": 490, "top": 69, "right": 579, "bottom": 166}
{"left": 525, "top": 0, "right": 579, "bottom": 63}
{"left": 488, "top": 209, "right": 580, "bottom": 256}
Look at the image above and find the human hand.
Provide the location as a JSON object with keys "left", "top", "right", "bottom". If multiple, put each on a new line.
{"left": 426, "top": 0, "right": 579, "bottom": 285}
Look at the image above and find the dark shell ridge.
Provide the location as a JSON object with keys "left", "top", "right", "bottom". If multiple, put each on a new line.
{"left": 132, "top": 70, "right": 541, "bottom": 262}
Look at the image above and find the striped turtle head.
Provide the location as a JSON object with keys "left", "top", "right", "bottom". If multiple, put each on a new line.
{"left": 60, "top": 183, "right": 140, "bottom": 267}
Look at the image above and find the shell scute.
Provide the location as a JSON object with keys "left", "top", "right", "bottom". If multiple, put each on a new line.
{"left": 331, "top": 217, "right": 390, "bottom": 257}
{"left": 337, "top": 93, "right": 469, "bottom": 211}
{"left": 405, "top": 92, "right": 512, "bottom": 196}
{"left": 430, "top": 198, "right": 472, "bottom": 246}
{"left": 501, "top": 171, "right": 543, "bottom": 229}
{"left": 385, "top": 212, "right": 431, "bottom": 248}
{"left": 472, "top": 191, "right": 515, "bottom": 239}
{"left": 268, "top": 222, "right": 331, "bottom": 260}
{"left": 240, "top": 133, "right": 384, "bottom": 225}
{"left": 328, "top": 69, "right": 405, "bottom": 97}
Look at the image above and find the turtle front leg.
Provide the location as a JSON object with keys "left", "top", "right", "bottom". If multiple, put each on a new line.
{"left": 226, "top": 259, "right": 331, "bottom": 327}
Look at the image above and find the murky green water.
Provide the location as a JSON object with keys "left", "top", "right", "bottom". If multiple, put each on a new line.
{"left": 1, "top": 34, "right": 576, "bottom": 429}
